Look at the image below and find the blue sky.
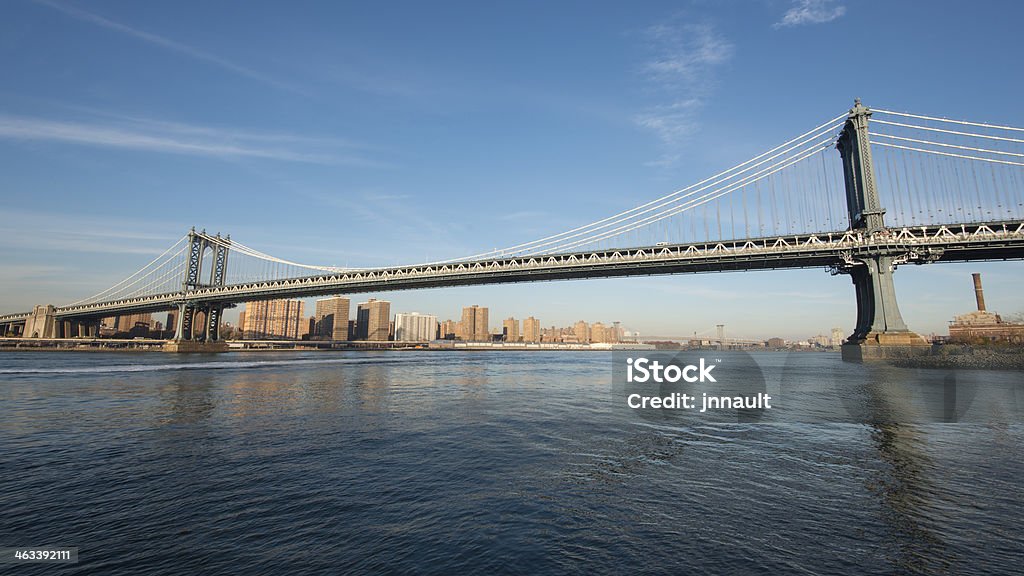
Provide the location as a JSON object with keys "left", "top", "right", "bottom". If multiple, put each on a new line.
{"left": 2, "top": 0, "right": 1022, "bottom": 339}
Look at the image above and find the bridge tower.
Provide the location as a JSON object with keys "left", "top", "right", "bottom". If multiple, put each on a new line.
{"left": 833, "top": 100, "right": 929, "bottom": 361}
{"left": 168, "top": 228, "right": 231, "bottom": 352}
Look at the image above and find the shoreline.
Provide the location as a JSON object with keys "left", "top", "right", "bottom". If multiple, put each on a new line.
{"left": 0, "top": 337, "right": 659, "bottom": 353}
{"left": 886, "top": 345, "right": 1024, "bottom": 370}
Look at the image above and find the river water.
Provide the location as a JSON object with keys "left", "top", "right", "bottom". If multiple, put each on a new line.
{"left": 0, "top": 350, "right": 1021, "bottom": 575}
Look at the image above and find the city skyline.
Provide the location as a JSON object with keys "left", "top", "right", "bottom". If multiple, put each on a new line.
{"left": 1, "top": 1, "right": 1022, "bottom": 339}
{"left": 85, "top": 279, "right": 1008, "bottom": 345}
{"left": 202, "top": 277, "right": 1007, "bottom": 345}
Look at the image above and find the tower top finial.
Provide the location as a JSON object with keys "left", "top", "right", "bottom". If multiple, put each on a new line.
{"left": 854, "top": 97, "right": 861, "bottom": 107}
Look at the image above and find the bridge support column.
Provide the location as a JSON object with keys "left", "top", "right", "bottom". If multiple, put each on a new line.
{"left": 173, "top": 303, "right": 186, "bottom": 340}
{"left": 165, "top": 301, "right": 227, "bottom": 353}
{"left": 834, "top": 100, "right": 931, "bottom": 362}
{"left": 205, "top": 305, "right": 224, "bottom": 342}
{"left": 831, "top": 253, "right": 929, "bottom": 362}
{"left": 24, "top": 305, "right": 57, "bottom": 338}
{"left": 180, "top": 305, "right": 196, "bottom": 340}
{"left": 164, "top": 229, "right": 230, "bottom": 353}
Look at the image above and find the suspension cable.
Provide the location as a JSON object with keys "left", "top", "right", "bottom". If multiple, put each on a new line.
{"left": 437, "top": 114, "right": 847, "bottom": 262}
{"left": 872, "top": 119, "right": 1024, "bottom": 144}
{"left": 873, "top": 109, "right": 1024, "bottom": 133}
{"left": 65, "top": 234, "right": 189, "bottom": 306}
{"left": 871, "top": 141, "right": 1024, "bottom": 167}
{"left": 872, "top": 133, "right": 1024, "bottom": 158}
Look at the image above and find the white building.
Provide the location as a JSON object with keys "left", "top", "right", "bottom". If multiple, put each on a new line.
{"left": 394, "top": 312, "right": 438, "bottom": 342}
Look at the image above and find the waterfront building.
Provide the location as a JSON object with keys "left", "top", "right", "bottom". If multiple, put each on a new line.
{"left": 591, "top": 322, "right": 619, "bottom": 344}
{"left": 395, "top": 312, "right": 438, "bottom": 342}
{"left": 440, "top": 319, "right": 458, "bottom": 339}
{"left": 541, "top": 326, "right": 565, "bottom": 342}
{"left": 810, "top": 334, "right": 831, "bottom": 348}
{"left": 356, "top": 299, "right": 391, "bottom": 341}
{"left": 242, "top": 299, "right": 306, "bottom": 339}
{"left": 574, "top": 320, "right": 590, "bottom": 344}
{"left": 948, "top": 273, "right": 1024, "bottom": 344}
{"left": 503, "top": 317, "right": 520, "bottom": 342}
{"left": 459, "top": 305, "right": 489, "bottom": 341}
{"left": 523, "top": 316, "right": 541, "bottom": 343}
{"left": 315, "top": 297, "right": 350, "bottom": 340}
{"left": 113, "top": 313, "right": 152, "bottom": 332}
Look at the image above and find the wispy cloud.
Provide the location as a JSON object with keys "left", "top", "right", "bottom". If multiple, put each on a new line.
{"left": 0, "top": 112, "right": 383, "bottom": 166}
{"left": 640, "top": 22, "right": 734, "bottom": 87}
{"left": 0, "top": 208, "right": 181, "bottom": 256}
{"left": 0, "top": 264, "right": 70, "bottom": 280}
{"left": 633, "top": 21, "right": 734, "bottom": 167}
{"left": 31, "top": 0, "right": 302, "bottom": 93}
{"left": 774, "top": 0, "right": 847, "bottom": 28}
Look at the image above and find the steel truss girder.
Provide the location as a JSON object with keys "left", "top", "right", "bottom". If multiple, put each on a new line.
{"left": 33, "top": 221, "right": 1024, "bottom": 322}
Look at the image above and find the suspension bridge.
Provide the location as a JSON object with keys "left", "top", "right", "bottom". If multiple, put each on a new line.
{"left": 2, "top": 101, "right": 1023, "bottom": 359}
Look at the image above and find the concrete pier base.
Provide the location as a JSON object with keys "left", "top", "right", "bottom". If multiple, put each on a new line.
{"left": 841, "top": 331, "right": 931, "bottom": 363}
{"left": 162, "top": 340, "right": 230, "bottom": 353}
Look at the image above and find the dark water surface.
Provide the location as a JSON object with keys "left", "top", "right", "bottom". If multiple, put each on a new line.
{"left": 1, "top": 351, "right": 1021, "bottom": 575}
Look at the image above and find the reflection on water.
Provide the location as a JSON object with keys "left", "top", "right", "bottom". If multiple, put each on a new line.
{"left": 868, "top": 424, "right": 955, "bottom": 575}
{"left": 160, "top": 371, "right": 217, "bottom": 426}
{"left": 0, "top": 350, "right": 1020, "bottom": 575}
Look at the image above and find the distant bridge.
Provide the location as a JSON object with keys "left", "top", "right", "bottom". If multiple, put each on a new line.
{"left": 4, "top": 101, "right": 1023, "bottom": 358}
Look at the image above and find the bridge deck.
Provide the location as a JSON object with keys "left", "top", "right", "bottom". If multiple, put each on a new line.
{"left": 2, "top": 221, "right": 1022, "bottom": 323}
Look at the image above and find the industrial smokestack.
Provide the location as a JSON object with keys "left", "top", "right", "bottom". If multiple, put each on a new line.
{"left": 972, "top": 273, "right": 986, "bottom": 312}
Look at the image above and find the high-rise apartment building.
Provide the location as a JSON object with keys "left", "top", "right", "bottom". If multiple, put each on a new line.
{"left": 589, "top": 322, "right": 619, "bottom": 343}
{"left": 573, "top": 320, "right": 590, "bottom": 344}
{"left": 394, "top": 312, "right": 438, "bottom": 342}
{"left": 459, "top": 305, "right": 489, "bottom": 341}
{"left": 315, "top": 297, "right": 350, "bottom": 340}
{"left": 242, "top": 299, "right": 306, "bottom": 339}
{"left": 502, "top": 317, "right": 520, "bottom": 342}
{"left": 523, "top": 316, "right": 541, "bottom": 343}
{"left": 440, "top": 319, "right": 458, "bottom": 339}
{"left": 356, "top": 299, "right": 391, "bottom": 341}
{"left": 113, "top": 313, "right": 152, "bottom": 332}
